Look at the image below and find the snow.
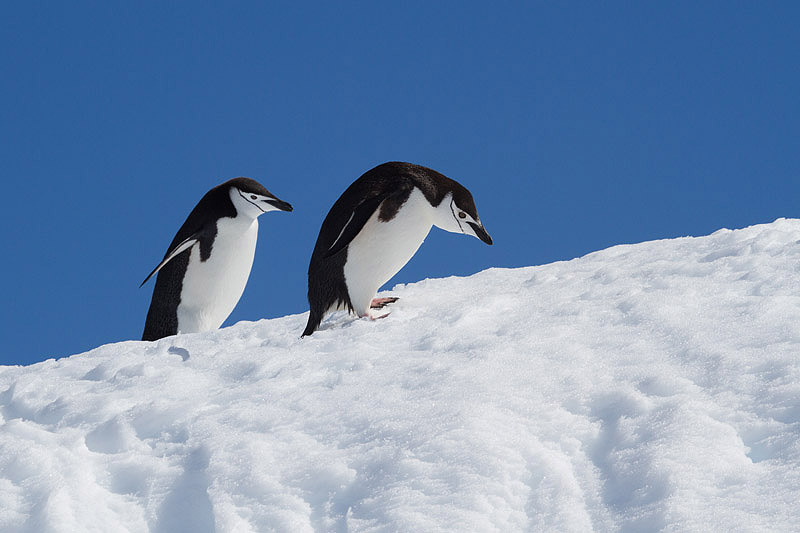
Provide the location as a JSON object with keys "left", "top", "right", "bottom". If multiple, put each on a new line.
{"left": 2, "top": 219, "right": 800, "bottom": 532}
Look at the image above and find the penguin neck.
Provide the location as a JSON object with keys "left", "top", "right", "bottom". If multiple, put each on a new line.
{"left": 228, "top": 212, "right": 259, "bottom": 229}
{"left": 429, "top": 191, "right": 457, "bottom": 232}
{"left": 215, "top": 210, "right": 260, "bottom": 244}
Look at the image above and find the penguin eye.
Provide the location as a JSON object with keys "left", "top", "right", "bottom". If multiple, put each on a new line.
{"left": 458, "top": 212, "right": 467, "bottom": 219}
{"left": 250, "top": 195, "right": 258, "bottom": 200}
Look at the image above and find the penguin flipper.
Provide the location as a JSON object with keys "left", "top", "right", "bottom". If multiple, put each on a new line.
{"left": 139, "top": 233, "right": 199, "bottom": 287}
{"left": 324, "top": 194, "right": 387, "bottom": 258}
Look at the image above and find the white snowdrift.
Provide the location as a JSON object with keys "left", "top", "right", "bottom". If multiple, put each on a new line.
{"left": 2, "top": 219, "right": 800, "bottom": 532}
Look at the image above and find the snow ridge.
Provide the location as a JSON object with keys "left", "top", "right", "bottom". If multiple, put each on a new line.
{"left": 2, "top": 219, "right": 800, "bottom": 532}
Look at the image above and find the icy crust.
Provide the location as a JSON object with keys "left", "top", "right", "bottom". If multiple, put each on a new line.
{"left": 2, "top": 219, "right": 800, "bottom": 532}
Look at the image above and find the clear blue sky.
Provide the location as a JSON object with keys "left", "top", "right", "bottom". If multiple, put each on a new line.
{"left": 2, "top": 2, "right": 799, "bottom": 366}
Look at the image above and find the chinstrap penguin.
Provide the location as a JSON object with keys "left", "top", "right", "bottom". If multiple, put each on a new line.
{"left": 302, "top": 161, "right": 492, "bottom": 336}
{"left": 141, "top": 177, "right": 293, "bottom": 341}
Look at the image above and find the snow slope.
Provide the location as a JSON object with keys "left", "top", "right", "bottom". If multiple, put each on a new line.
{"left": 2, "top": 219, "right": 800, "bottom": 532}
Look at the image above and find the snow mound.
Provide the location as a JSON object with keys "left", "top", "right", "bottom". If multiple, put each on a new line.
{"left": 2, "top": 219, "right": 800, "bottom": 532}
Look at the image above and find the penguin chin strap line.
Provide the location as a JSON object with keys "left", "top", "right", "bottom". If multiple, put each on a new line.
{"left": 450, "top": 199, "right": 465, "bottom": 234}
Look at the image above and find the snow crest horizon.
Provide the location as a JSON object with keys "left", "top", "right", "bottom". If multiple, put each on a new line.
{"left": 2, "top": 218, "right": 799, "bottom": 531}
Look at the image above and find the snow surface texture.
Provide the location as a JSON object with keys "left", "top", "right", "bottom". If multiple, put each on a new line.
{"left": 2, "top": 219, "right": 800, "bottom": 532}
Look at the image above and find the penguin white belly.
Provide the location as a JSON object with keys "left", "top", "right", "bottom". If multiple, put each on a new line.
{"left": 177, "top": 217, "right": 258, "bottom": 333}
{"left": 343, "top": 188, "right": 433, "bottom": 316}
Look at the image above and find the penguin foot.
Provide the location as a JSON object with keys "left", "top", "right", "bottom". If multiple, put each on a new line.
{"left": 370, "top": 311, "right": 391, "bottom": 320}
{"left": 370, "top": 297, "right": 399, "bottom": 309}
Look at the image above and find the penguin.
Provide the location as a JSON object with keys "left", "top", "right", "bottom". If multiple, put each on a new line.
{"left": 141, "top": 177, "right": 292, "bottom": 341}
{"left": 302, "top": 161, "right": 492, "bottom": 336}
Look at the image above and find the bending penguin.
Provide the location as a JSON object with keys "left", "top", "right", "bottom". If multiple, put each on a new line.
{"left": 141, "top": 177, "right": 293, "bottom": 341}
{"left": 302, "top": 161, "right": 492, "bottom": 336}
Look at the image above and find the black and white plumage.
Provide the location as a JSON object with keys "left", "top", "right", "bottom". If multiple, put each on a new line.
{"left": 302, "top": 161, "right": 492, "bottom": 336}
{"left": 141, "top": 177, "right": 292, "bottom": 341}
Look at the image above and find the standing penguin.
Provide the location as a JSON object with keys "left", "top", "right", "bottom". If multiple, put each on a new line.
{"left": 302, "top": 161, "right": 492, "bottom": 336}
{"left": 141, "top": 177, "right": 292, "bottom": 341}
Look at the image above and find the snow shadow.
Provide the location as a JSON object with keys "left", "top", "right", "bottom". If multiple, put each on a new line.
{"left": 588, "top": 391, "right": 669, "bottom": 532}
{"left": 153, "top": 446, "right": 214, "bottom": 533}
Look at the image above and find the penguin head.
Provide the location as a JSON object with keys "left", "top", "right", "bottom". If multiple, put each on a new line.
{"left": 432, "top": 186, "right": 493, "bottom": 245}
{"left": 226, "top": 177, "right": 294, "bottom": 219}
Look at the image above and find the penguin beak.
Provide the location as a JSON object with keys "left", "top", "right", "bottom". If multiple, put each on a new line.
{"left": 266, "top": 198, "right": 293, "bottom": 212}
{"left": 468, "top": 222, "right": 493, "bottom": 245}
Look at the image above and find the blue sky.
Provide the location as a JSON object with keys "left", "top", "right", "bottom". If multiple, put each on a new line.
{"left": 2, "top": 3, "right": 799, "bottom": 366}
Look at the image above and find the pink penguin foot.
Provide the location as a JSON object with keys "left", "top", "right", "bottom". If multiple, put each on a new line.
{"left": 370, "top": 297, "right": 399, "bottom": 309}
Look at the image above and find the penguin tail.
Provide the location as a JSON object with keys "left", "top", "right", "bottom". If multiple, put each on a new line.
{"left": 302, "top": 310, "right": 321, "bottom": 337}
